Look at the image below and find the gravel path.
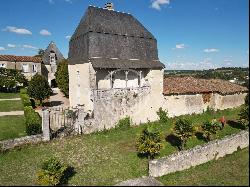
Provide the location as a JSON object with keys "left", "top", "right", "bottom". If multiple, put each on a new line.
{"left": 0, "top": 98, "right": 21, "bottom": 101}
{"left": 49, "top": 88, "right": 69, "bottom": 107}
{"left": 0, "top": 111, "right": 24, "bottom": 116}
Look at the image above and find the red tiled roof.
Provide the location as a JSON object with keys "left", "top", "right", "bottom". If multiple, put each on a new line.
{"left": 163, "top": 76, "right": 248, "bottom": 95}
{"left": 0, "top": 55, "right": 42, "bottom": 63}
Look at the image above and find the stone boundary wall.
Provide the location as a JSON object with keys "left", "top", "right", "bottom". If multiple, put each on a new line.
{"left": 149, "top": 130, "right": 249, "bottom": 177}
{"left": 0, "top": 134, "right": 45, "bottom": 151}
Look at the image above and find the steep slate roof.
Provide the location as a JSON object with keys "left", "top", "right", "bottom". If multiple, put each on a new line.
{"left": 163, "top": 76, "right": 248, "bottom": 95}
{"left": 69, "top": 6, "right": 164, "bottom": 69}
{"left": 42, "top": 42, "right": 64, "bottom": 65}
{"left": 0, "top": 55, "right": 42, "bottom": 63}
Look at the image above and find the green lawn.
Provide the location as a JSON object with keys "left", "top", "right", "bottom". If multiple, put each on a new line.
{"left": 0, "top": 115, "right": 26, "bottom": 141}
{"left": 0, "top": 100, "right": 23, "bottom": 112}
{"left": 0, "top": 107, "right": 247, "bottom": 186}
{"left": 0, "top": 92, "right": 20, "bottom": 99}
{"left": 158, "top": 147, "right": 249, "bottom": 186}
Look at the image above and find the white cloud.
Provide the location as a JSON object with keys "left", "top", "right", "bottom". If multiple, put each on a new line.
{"left": 203, "top": 48, "right": 219, "bottom": 53}
{"left": 151, "top": 0, "right": 170, "bottom": 10}
{"left": 247, "top": 50, "right": 249, "bottom": 54}
{"left": 172, "top": 44, "right": 186, "bottom": 50}
{"left": 65, "top": 0, "right": 72, "bottom": 3}
{"left": 23, "top": 44, "right": 38, "bottom": 50}
{"left": 40, "top": 29, "right": 52, "bottom": 36}
{"left": 166, "top": 58, "right": 219, "bottom": 70}
{"left": 7, "top": 44, "right": 16, "bottom": 48}
{"left": 49, "top": 0, "right": 54, "bottom": 4}
{"left": 0, "top": 47, "right": 6, "bottom": 51}
{"left": 3, "top": 26, "right": 32, "bottom": 35}
{"left": 65, "top": 35, "right": 71, "bottom": 39}
{"left": 223, "top": 59, "right": 232, "bottom": 63}
{"left": 49, "top": 0, "right": 72, "bottom": 4}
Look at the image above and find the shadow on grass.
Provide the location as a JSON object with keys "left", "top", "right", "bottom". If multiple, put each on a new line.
{"left": 227, "top": 120, "right": 246, "bottom": 130}
{"left": 42, "top": 101, "right": 63, "bottom": 107}
{"left": 195, "top": 131, "right": 208, "bottom": 142}
{"left": 165, "top": 134, "right": 182, "bottom": 151}
{"left": 61, "top": 166, "right": 76, "bottom": 185}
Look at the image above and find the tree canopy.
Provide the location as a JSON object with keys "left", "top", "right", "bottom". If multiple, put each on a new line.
{"left": 55, "top": 59, "right": 69, "bottom": 97}
{"left": 0, "top": 68, "right": 27, "bottom": 92}
{"left": 27, "top": 74, "right": 52, "bottom": 105}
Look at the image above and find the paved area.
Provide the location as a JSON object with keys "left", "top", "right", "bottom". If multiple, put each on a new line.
{"left": 0, "top": 111, "right": 24, "bottom": 116}
{"left": 0, "top": 98, "right": 21, "bottom": 101}
{"left": 115, "top": 177, "right": 163, "bottom": 186}
{"left": 49, "top": 88, "right": 70, "bottom": 107}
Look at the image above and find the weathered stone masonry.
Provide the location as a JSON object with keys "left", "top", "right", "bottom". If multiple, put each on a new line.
{"left": 149, "top": 130, "right": 249, "bottom": 177}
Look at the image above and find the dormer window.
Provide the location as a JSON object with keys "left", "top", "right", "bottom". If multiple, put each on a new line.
{"left": 49, "top": 51, "right": 57, "bottom": 65}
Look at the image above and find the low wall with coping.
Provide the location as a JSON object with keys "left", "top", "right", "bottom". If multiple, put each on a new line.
{"left": 149, "top": 130, "right": 249, "bottom": 177}
{"left": 0, "top": 134, "right": 45, "bottom": 151}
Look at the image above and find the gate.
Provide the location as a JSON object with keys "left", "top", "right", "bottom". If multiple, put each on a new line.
{"left": 42, "top": 105, "right": 86, "bottom": 140}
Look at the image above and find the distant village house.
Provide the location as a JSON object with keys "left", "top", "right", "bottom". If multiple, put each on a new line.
{"left": 0, "top": 41, "right": 64, "bottom": 86}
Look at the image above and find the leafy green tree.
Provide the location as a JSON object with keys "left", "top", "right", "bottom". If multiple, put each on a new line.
{"left": 173, "top": 118, "right": 195, "bottom": 150}
{"left": 27, "top": 74, "right": 52, "bottom": 106}
{"left": 238, "top": 94, "right": 249, "bottom": 129}
{"left": 0, "top": 68, "right": 27, "bottom": 91}
{"left": 136, "top": 126, "right": 163, "bottom": 159}
{"left": 245, "top": 94, "right": 249, "bottom": 105}
{"left": 156, "top": 107, "right": 169, "bottom": 124}
{"left": 201, "top": 120, "right": 221, "bottom": 141}
{"left": 55, "top": 59, "right": 69, "bottom": 97}
{"left": 34, "top": 49, "right": 45, "bottom": 58}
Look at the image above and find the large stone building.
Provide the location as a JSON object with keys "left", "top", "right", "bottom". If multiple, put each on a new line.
{"left": 0, "top": 42, "right": 64, "bottom": 84}
{"left": 42, "top": 41, "right": 64, "bottom": 87}
{"left": 68, "top": 4, "right": 248, "bottom": 133}
{"left": 68, "top": 4, "right": 164, "bottom": 111}
{"left": 0, "top": 55, "right": 43, "bottom": 80}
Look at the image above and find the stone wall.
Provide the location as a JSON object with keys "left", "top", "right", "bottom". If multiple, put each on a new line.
{"left": 82, "top": 86, "right": 151, "bottom": 134}
{"left": 0, "top": 134, "right": 45, "bottom": 151}
{"left": 162, "top": 92, "right": 247, "bottom": 117}
{"left": 149, "top": 130, "right": 249, "bottom": 177}
{"left": 68, "top": 63, "right": 94, "bottom": 112}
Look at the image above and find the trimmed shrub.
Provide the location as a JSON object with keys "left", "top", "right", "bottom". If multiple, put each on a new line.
{"left": 156, "top": 107, "right": 169, "bottom": 124}
{"left": 20, "top": 90, "right": 32, "bottom": 107}
{"left": 238, "top": 105, "right": 249, "bottom": 129}
{"left": 173, "top": 118, "right": 195, "bottom": 150}
{"left": 36, "top": 157, "right": 68, "bottom": 186}
{"left": 27, "top": 74, "right": 52, "bottom": 106}
{"left": 136, "top": 126, "right": 163, "bottom": 159}
{"left": 24, "top": 106, "right": 42, "bottom": 135}
{"left": 55, "top": 59, "right": 69, "bottom": 97}
{"left": 20, "top": 88, "right": 27, "bottom": 94}
{"left": 116, "top": 116, "right": 131, "bottom": 129}
{"left": 201, "top": 120, "right": 221, "bottom": 141}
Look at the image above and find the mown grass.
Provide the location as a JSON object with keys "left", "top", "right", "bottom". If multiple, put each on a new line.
{"left": 0, "top": 107, "right": 246, "bottom": 185}
{"left": 0, "top": 92, "right": 20, "bottom": 99}
{"left": 158, "top": 147, "right": 249, "bottom": 186}
{"left": 0, "top": 100, "right": 23, "bottom": 112}
{"left": 0, "top": 115, "right": 26, "bottom": 140}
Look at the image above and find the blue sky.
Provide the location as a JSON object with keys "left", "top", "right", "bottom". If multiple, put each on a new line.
{"left": 0, "top": 0, "right": 249, "bottom": 70}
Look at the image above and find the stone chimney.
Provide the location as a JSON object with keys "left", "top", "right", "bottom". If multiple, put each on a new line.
{"left": 104, "top": 2, "right": 114, "bottom": 10}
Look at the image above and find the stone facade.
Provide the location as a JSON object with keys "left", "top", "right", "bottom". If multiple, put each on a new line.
{"left": 0, "top": 59, "right": 42, "bottom": 81}
{"left": 162, "top": 92, "right": 248, "bottom": 117}
{"left": 149, "top": 130, "right": 249, "bottom": 177}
